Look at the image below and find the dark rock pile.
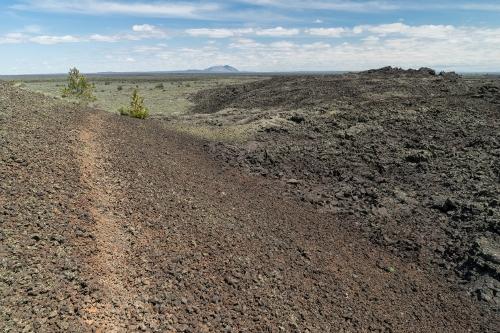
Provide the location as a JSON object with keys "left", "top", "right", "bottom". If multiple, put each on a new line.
{"left": 191, "top": 71, "right": 500, "bottom": 308}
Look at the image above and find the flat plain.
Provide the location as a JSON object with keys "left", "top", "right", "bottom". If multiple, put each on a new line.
{"left": 14, "top": 74, "right": 265, "bottom": 116}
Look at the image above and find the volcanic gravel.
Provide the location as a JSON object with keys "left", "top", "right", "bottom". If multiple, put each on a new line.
{"left": 1, "top": 79, "right": 498, "bottom": 332}
{"left": 190, "top": 69, "right": 500, "bottom": 310}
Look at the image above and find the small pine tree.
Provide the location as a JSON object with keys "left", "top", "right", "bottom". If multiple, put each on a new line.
{"left": 61, "top": 67, "right": 96, "bottom": 103}
{"left": 118, "top": 89, "right": 149, "bottom": 119}
{"left": 129, "top": 89, "right": 149, "bottom": 119}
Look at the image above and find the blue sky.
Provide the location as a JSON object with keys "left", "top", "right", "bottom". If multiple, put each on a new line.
{"left": 1, "top": 0, "right": 500, "bottom": 74}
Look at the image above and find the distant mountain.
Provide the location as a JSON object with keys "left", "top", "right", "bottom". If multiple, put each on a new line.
{"left": 203, "top": 65, "right": 239, "bottom": 73}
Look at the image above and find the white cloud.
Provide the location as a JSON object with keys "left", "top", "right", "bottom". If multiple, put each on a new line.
{"left": 131, "top": 24, "right": 168, "bottom": 38}
{"left": 0, "top": 24, "right": 168, "bottom": 45}
{"left": 185, "top": 28, "right": 253, "bottom": 38}
{"left": 12, "top": 0, "right": 219, "bottom": 18}
{"left": 89, "top": 34, "right": 121, "bottom": 42}
{"left": 133, "top": 45, "right": 166, "bottom": 53}
{"left": 256, "top": 27, "right": 299, "bottom": 36}
{"left": 132, "top": 24, "right": 162, "bottom": 34}
{"left": 186, "top": 26, "right": 299, "bottom": 38}
{"left": 458, "top": 3, "right": 500, "bottom": 11}
{"left": 306, "top": 27, "right": 346, "bottom": 37}
{"left": 0, "top": 32, "right": 27, "bottom": 44}
{"left": 303, "top": 41, "right": 331, "bottom": 49}
{"left": 239, "top": 0, "right": 399, "bottom": 12}
{"left": 269, "top": 41, "right": 296, "bottom": 49}
{"left": 307, "top": 23, "right": 461, "bottom": 40}
{"left": 132, "top": 24, "right": 155, "bottom": 32}
{"left": 362, "top": 35, "right": 380, "bottom": 44}
{"left": 356, "top": 23, "right": 456, "bottom": 39}
{"left": 353, "top": 26, "right": 364, "bottom": 34}
{"left": 240, "top": 0, "right": 500, "bottom": 12}
{"left": 229, "top": 38, "right": 263, "bottom": 49}
{"left": 30, "top": 35, "right": 80, "bottom": 44}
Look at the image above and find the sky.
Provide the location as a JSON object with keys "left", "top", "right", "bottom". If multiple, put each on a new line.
{"left": 1, "top": 0, "right": 500, "bottom": 74}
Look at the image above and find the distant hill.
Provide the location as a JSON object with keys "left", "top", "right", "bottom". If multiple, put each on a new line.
{"left": 203, "top": 65, "right": 239, "bottom": 73}
{"left": 178, "top": 65, "right": 240, "bottom": 74}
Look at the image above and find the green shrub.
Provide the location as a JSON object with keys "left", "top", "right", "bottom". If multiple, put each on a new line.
{"left": 117, "top": 85, "right": 123, "bottom": 91}
{"left": 118, "top": 106, "right": 128, "bottom": 116}
{"left": 118, "top": 89, "right": 149, "bottom": 119}
{"left": 61, "top": 67, "right": 96, "bottom": 103}
{"left": 155, "top": 83, "right": 164, "bottom": 89}
{"left": 104, "top": 81, "right": 111, "bottom": 85}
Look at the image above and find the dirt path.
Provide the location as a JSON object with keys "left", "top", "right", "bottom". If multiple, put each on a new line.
{"left": 1, "top": 83, "right": 497, "bottom": 332}
{"left": 77, "top": 112, "right": 141, "bottom": 331}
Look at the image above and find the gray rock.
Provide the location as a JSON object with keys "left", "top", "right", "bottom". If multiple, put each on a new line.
{"left": 476, "top": 237, "right": 500, "bottom": 265}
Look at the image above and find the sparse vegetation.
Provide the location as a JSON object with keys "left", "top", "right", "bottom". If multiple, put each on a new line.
{"left": 155, "top": 83, "right": 164, "bottom": 89}
{"left": 118, "top": 89, "right": 149, "bottom": 119}
{"left": 61, "top": 67, "right": 96, "bottom": 103}
{"left": 386, "top": 266, "right": 397, "bottom": 273}
{"left": 16, "top": 75, "right": 262, "bottom": 116}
